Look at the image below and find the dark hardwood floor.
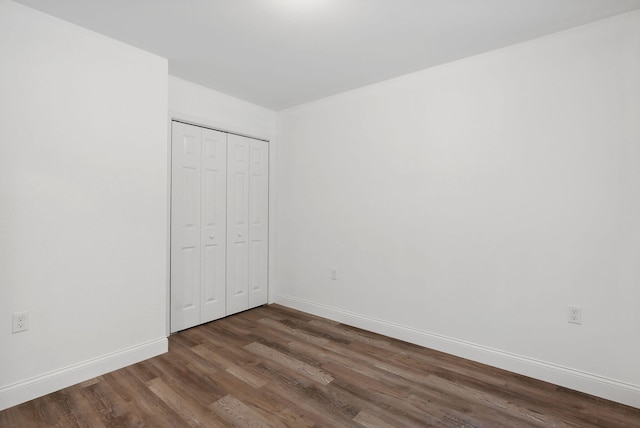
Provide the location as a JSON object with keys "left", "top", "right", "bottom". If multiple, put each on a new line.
{"left": 1, "top": 304, "right": 639, "bottom": 427}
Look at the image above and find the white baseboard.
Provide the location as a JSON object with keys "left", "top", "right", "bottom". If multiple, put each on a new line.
{"left": 0, "top": 337, "right": 167, "bottom": 411}
{"left": 275, "top": 293, "right": 640, "bottom": 409}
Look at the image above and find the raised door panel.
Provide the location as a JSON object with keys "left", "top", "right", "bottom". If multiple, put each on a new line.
{"left": 200, "top": 128, "right": 227, "bottom": 322}
{"left": 226, "top": 134, "right": 250, "bottom": 315}
{"left": 248, "top": 140, "right": 269, "bottom": 308}
{"left": 171, "top": 122, "right": 202, "bottom": 332}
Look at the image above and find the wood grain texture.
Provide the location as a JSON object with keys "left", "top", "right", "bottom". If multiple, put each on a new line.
{"left": 1, "top": 304, "right": 639, "bottom": 427}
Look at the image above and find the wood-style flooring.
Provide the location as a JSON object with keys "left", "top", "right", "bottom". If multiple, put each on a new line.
{"left": 1, "top": 304, "right": 639, "bottom": 427}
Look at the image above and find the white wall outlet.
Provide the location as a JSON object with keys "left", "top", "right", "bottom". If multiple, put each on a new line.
{"left": 568, "top": 306, "right": 582, "bottom": 324}
{"left": 12, "top": 312, "right": 29, "bottom": 333}
{"left": 330, "top": 269, "right": 337, "bottom": 280}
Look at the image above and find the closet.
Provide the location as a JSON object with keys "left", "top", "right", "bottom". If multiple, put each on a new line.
{"left": 170, "top": 121, "right": 268, "bottom": 332}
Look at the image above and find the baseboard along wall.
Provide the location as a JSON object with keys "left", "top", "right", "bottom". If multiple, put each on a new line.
{"left": 0, "top": 338, "right": 168, "bottom": 411}
{"left": 275, "top": 292, "right": 640, "bottom": 409}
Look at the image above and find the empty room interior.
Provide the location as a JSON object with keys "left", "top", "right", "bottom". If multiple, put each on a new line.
{"left": 1, "top": 0, "right": 640, "bottom": 425}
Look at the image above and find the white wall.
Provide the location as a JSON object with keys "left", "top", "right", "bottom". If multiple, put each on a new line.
{"left": 169, "top": 76, "right": 275, "bottom": 141}
{"left": 0, "top": 0, "right": 169, "bottom": 410}
{"left": 275, "top": 11, "right": 640, "bottom": 407}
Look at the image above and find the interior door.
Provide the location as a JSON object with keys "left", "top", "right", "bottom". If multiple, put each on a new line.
{"left": 226, "top": 134, "right": 250, "bottom": 315}
{"left": 200, "top": 128, "right": 227, "bottom": 322}
{"left": 249, "top": 139, "right": 269, "bottom": 308}
{"left": 171, "top": 122, "right": 202, "bottom": 332}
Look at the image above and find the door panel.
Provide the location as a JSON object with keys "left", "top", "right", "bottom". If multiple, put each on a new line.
{"left": 202, "top": 243, "right": 222, "bottom": 308}
{"left": 226, "top": 134, "right": 250, "bottom": 315}
{"left": 200, "top": 128, "right": 227, "bottom": 322}
{"left": 181, "top": 246, "right": 198, "bottom": 309}
{"left": 249, "top": 140, "right": 269, "bottom": 308}
{"left": 171, "top": 122, "right": 202, "bottom": 332}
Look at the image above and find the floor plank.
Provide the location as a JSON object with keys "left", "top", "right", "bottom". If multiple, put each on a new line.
{"left": 1, "top": 304, "right": 639, "bottom": 427}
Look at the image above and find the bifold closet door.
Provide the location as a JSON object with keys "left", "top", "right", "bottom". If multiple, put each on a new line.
{"left": 171, "top": 122, "right": 227, "bottom": 332}
{"left": 226, "top": 135, "right": 250, "bottom": 315}
{"left": 226, "top": 135, "right": 269, "bottom": 315}
{"left": 248, "top": 139, "right": 269, "bottom": 308}
{"left": 200, "top": 128, "right": 227, "bottom": 322}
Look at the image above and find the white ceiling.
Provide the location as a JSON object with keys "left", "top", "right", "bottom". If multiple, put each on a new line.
{"left": 14, "top": 0, "right": 640, "bottom": 110}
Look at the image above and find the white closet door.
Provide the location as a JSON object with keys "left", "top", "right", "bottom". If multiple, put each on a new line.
{"left": 171, "top": 122, "right": 202, "bottom": 332}
{"left": 249, "top": 140, "right": 269, "bottom": 308}
{"left": 200, "top": 128, "right": 227, "bottom": 322}
{"left": 226, "top": 134, "right": 250, "bottom": 315}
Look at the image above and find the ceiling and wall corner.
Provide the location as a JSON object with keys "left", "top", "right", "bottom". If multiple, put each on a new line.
{"left": 12, "top": 0, "right": 640, "bottom": 110}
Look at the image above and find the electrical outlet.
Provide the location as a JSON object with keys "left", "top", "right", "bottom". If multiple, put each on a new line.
{"left": 12, "top": 312, "right": 29, "bottom": 333}
{"left": 330, "top": 269, "right": 337, "bottom": 280}
{"left": 568, "top": 306, "right": 582, "bottom": 325}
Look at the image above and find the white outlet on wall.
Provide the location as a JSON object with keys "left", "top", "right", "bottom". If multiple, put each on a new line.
{"left": 568, "top": 306, "right": 582, "bottom": 324}
{"left": 12, "top": 312, "right": 29, "bottom": 333}
{"left": 330, "top": 269, "right": 337, "bottom": 280}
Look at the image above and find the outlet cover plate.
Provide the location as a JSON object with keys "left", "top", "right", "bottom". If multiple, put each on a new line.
{"left": 12, "top": 312, "right": 29, "bottom": 333}
{"left": 568, "top": 306, "right": 582, "bottom": 324}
